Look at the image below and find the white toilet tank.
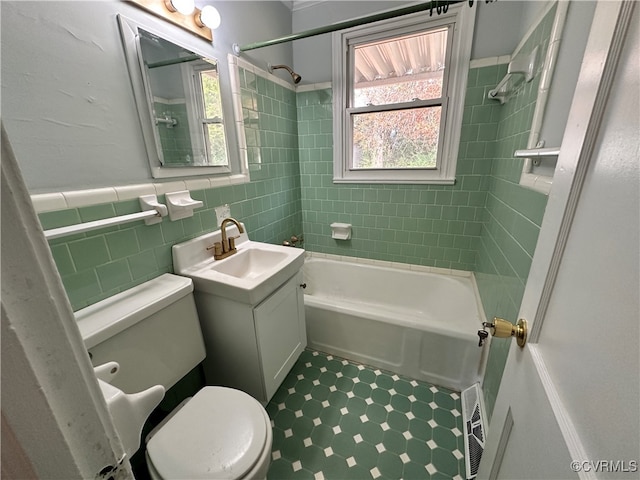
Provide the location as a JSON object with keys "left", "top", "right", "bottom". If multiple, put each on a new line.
{"left": 76, "top": 274, "right": 206, "bottom": 394}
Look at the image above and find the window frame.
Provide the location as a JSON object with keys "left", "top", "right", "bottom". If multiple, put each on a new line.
{"left": 332, "top": 4, "right": 475, "bottom": 184}
{"left": 182, "top": 61, "right": 231, "bottom": 169}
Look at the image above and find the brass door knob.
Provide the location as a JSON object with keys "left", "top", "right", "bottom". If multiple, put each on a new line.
{"left": 482, "top": 317, "right": 528, "bottom": 347}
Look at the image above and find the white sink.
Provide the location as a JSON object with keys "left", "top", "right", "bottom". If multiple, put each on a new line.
{"left": 172, "top": 223, "right": 305, "bottom": 304}
{"left": 208, "top": 247, "right": 290, "bottom": 279}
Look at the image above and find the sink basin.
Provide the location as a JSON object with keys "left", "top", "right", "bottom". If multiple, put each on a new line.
{"left": 208, "top": 248, "right": 289, "bottom": 279}
{"left": 172, "top": 223, "right": 305, "bottom": 304}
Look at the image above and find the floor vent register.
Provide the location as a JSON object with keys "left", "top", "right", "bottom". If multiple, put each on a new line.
{"left": 461, "top": 383, "right": 487, "bottom": 479}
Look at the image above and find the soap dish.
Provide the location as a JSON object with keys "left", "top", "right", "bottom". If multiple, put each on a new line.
{"left": 330, "top": 222, "right": 352, "bottom": 240}
{"left": 165, "top": 190, "right": 204, "bottom": 221}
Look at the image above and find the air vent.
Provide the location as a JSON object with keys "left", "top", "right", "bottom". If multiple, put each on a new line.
{"left": 461, "top": 383, "right": 487, "bottom": 479}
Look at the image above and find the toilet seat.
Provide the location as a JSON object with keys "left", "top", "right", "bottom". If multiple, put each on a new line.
{"left": 146, "top": 386, "right": 270, "bottom": 479}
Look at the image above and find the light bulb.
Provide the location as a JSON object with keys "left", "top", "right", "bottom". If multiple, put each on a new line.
{"left": 165, "top": 0, "right": 195, "bottom": 15}
{"left": 197, "top": 5, "right": 221, "bottom": 29}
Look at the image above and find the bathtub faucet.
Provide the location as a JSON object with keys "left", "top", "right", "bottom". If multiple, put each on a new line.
{"left": 282, "top": 234, "right": 303, "bottom": 247}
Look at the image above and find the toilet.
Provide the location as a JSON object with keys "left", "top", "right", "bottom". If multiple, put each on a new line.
{"left": 76, "top": 273, "right": 272, "bottom": 479}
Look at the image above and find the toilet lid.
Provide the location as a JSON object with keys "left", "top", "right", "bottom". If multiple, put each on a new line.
{"left": 146, "top": 387, "right": 269, "bottom": 479}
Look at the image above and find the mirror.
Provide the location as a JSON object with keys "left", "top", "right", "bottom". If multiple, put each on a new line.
{"left": 140, "top": 30, "right": 226, "bottom": 167}
{"left": 117, "top": 15, "right": 247, "bottom": 180}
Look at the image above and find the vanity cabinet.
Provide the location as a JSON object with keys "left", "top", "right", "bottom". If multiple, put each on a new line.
{"left": 192, "top": 270, "right": 306, "bottom": 403}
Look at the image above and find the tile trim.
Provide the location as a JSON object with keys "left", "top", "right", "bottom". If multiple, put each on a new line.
{"left": 305, "top": 251, "right": 472, "bottom": 278}
{"left": 236, "top": 56, "right": 298, "bottom": 91}
{"left": 236, "top": 57, "right": 331, "bottom": 93}
{"left": 469, "top": 55, "right": 511, "bottom": 69}
{"left": 296, "top": 82, "right": 332, "bottom": 93}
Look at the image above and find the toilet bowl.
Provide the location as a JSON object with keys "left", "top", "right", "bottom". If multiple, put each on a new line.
{"left": 76, "top": 274, "right": 272, "bottom": 479}
{"left": 145, "top": 387, "right": 272, "bottom": 480}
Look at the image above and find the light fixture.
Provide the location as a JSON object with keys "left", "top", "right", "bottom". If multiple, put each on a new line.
{"left": 164, "top": 0, "right": 195, "bottom": 15}
{"left": 130, "top": 0, "right": 215, "bottom": 41}
{"left": 196, "top": 5, "right": 221, "bottom": 30}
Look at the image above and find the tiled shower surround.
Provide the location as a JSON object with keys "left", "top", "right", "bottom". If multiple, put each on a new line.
{"left": 41, "top": 7, "right": 551, "bottom": 424}
{"left": 297, "top": 88, "right": 489, "bottom": 272}
{"left": 473, "top": 4, "right": 556, "bottom": 417}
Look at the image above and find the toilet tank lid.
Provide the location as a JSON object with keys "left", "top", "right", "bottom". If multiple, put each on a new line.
{"left": 76, "top": 274, "right": 193, "bottom": 349}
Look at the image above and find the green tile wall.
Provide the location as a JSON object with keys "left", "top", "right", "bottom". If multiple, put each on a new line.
{"left": 474, "top": 5, "right": 556, "bottom": 419}
{"left": 40, "top": 68, "right": 302, "bottom": 311}
{"left": 296, "top": 84, "right": 497, "bottom": 270}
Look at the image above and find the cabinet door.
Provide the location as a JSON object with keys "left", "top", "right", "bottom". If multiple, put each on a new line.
{"left": 254, "top": 271, "right": 306, "bottom": 401}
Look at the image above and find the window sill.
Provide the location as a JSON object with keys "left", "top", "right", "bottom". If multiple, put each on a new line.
{"left": 333, "top": 166, "right": 456, "bottom": 185}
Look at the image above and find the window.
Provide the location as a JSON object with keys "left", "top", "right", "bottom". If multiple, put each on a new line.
{"left": 199, "top": 68, "right": 227, "bottom": 165}
{"left": 183, "top": 61, "right": 229, "bottom": 167}
{"left": 332, "top": 5, "right": 475, "bottom": 184}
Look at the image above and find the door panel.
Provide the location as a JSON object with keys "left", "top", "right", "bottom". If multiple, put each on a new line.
{"left": 487, "top": 348, "right": 575, "bottom": 479}
{"left": 254, "top": 272, "right": 306, "bottom": 401}
{"left": 479, "top": 2, "right": 639, "bottom": 478}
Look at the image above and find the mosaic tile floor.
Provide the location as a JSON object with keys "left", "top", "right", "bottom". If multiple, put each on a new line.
{"left": 266, "top": 349, "right": 466, "bottom": 480}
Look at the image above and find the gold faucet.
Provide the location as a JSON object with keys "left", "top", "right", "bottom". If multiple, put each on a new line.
{"left": 208, "top": 217, "right": 245, "bottom": 260}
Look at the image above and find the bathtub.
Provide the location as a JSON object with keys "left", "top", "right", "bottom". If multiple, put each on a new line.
{"left": 303, "top": 255, "right": 486, "bottom": 392}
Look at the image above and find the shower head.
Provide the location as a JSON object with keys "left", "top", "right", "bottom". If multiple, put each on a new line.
{"left": 269, "top": 64, "right": 302, "bottom": 84}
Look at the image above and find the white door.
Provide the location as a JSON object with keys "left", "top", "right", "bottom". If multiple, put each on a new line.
{"left": 478, "top": 2, "right": 639, "bottom": 479}
{"left": 2, "top": 125, "right": 131, "bottom": 477}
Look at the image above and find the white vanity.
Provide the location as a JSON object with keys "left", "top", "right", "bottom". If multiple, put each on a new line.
{"left": 172, "top": 223, "right": 306, "bottom": 403}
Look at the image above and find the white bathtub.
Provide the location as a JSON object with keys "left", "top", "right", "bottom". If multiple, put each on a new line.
{"left": 303, "top": 255, "right": 486, "bottom": 391}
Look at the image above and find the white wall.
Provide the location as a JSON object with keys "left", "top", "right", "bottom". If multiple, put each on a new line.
{"left": 1, "top": 1, "right": 292, "bottom": 194}
{"left": 292, "top": 1, "right": 415, "bottom": 85}
{"left": 470, "top": 1, "right": 525, "bottom": 59}
{"left": 213, "top": 1, "right": 293, "bottom": 71}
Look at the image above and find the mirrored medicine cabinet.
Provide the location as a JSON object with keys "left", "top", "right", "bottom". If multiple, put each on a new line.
{"left": 117, "top": 15, "right": 247, "bottom": 180}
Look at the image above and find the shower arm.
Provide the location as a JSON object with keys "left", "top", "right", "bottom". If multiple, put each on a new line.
{"left": 271, "top": 64, "right": 295, "bottom": 75}
{"left": 269, "top": 64, "right": 302, "bottom": 84}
